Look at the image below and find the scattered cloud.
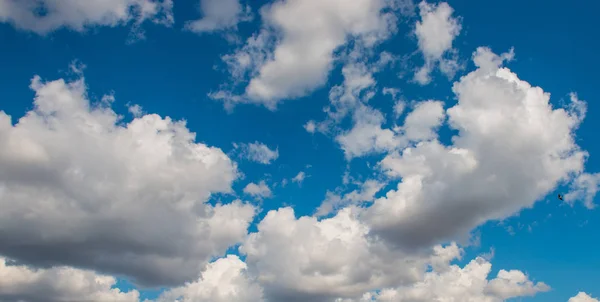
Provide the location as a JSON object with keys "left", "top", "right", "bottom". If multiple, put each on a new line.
{"left": 185, "top": 0, "right": 252, "bottom": 34}
{"left": 413, "top": 1, "right": 462, "bottom": 85}
{"left": 235, "top": 141, "right": 279, "bottom": 164}
{"left": 292, "top": 171, "right": 307, "bottom": 185}
{"left": 243, "top": 181, "right": 273, "bottom": 199}
{"left": 0, "top": 0, "right": 173, "bottom": 36}
{"left": 214, "top": 0, "right": 414, "bottom": 109}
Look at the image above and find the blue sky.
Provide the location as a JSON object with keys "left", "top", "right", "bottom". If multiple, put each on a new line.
{"left": 0, "top": 0, "right": 599, "bottom": 301}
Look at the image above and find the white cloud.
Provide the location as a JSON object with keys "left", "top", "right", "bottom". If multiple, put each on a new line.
{"left": 244, "top": 181, "right": 273, "bottom": 199}
{"left": 155, "top": 255, "right": 263, "bottom": 302}
{"left": 0, "top": 257, "right": 139, "bottom": 302}
{"left": 292, "top": 171, "right": 307, "bottom": 185}
{"left": 399, "top": 100, "right": 445, "bottom": 141}
{"left": 316, "top": 179, "right": 385, "bottom": 216}
{"left": 185, "top": 0, "right": 252, "bottom": 34}
{"left": 364, "top": 47, "right": 592, "bottom": 250}
{"left": 358, "top": 256, "right": 549, "bottom": 301}
{"left": 235, "top": 141, "right": 279, "bottom": 164}
{"left": 570, "top": 292, "right": 600, "bottom": 302}
{"left": 240, "top": 207, "right": 459, "bottom": 301}
{"left": 413, "top": 1, "right": 462, "bottom": 85}
{"left": 216, "top": 0, "right": 413, "bottom": 109}
{"left": 565, "top": 171, "right": 600, "bottom": 209}
{"left": 0, "top": 0, "right": 173, "bottom": 35}
{"left": 304, "top": 120, "right": 317, "bottom": 133}
{"left": 0, "top": 73, "right": 256, "bottom": 286}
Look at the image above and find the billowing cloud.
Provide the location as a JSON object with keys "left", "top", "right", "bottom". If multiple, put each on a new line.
{"left": 0, "top": 0, "right": 173, "bottom": 35}
{"left": 355, "top": 256, "right": 549, "bottom": 301}
{"left": 364, "top": 47, "right": 592, "bottom": 250}
{"left": 0, "top": 74, "right": 256, "bottom": 286}
{"left": 0, "top": 257, "right": 139, "bottom": 302}
{"left": 244, "top": 181, "right": 273, "bottom": 199}
{"left": 570, "top": 292, "right": 600, "bottom": 302}
{"left": 185, "top": 0, "right": 252, "bottom": 34}
{"left": 240, "top": 207, "right": 443, "bottom": 302}
{"left": 155, "top": 255, "right": 264, "bottom": 302}
{"left": 413, "top": 1, "right": 462, "bottom": 85}
{"left": 234, "top": 141, "right": 279, "bottom": 164}
{"left": 215, "top": 0, "right": 414, "bottom": 109}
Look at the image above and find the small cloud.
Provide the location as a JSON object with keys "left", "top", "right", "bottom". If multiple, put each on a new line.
{"left": 235, "top": 141, "right": 279, "bottom": 164}
{"left": 292, "top": 171, "right": 307, "bottom": 186}
{"left": 304, "top": 120, "right": 316, "bottom": 133}
{"left": 243, "top": 181, "right": 272, "bottom": 199}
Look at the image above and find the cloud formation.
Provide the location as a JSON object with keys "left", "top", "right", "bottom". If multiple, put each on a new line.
{"left": 0, "top": 74, "right": 255, "bottom": 286}
{"left": 185, "top": 0, "right": 252, "bottom": 34}
{"left": 0, "top": 0, "right": 173, "bottom": 35}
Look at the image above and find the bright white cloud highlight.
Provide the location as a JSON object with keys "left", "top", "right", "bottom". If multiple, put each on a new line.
{"left": 155, "top": 255, "right": 263, "bottom": 302}
{"left": 365, "top": 47, "right": 592, "bottom": 250}
{"left": 0, "top": 0, "right": 173, "bottom": 35}
{"left": 0, "top": 74, "right": 255, "bottom": 286}
{"left": 414, "top": 1, "right": 462, "bottom": 85}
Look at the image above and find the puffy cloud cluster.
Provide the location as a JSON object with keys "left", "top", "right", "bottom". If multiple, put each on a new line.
{"left": 0, "top": 74, "right": 255, "bottom": 287}
{"left": 243, "top": 181, "right": 273, "bottom": 199}
{"left": 0, "top": 0, "right": 173, "bottom": 35}
{"left": 215, "top": 0, "right": 414, "bottom": 109}
{"left": 364, "top": 47, "right": 591, "bottom": 250}
{"left": 413, "top": 1, "right": 462, "bottom": 84}
{"left": 0, "top": 257, "right": 139, "bottom": 302}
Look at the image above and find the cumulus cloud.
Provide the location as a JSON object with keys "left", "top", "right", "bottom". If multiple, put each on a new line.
{"left": 240, "top": 207, "right": 451, "bottom": 302}
{"left": 570, "top": 292, "right": 600, "bottom": 302}
{"left": 364, "top": 47, "right": 593, "bottom": 250}
{"left": 413, "top": 1, "right": 462, "bottom": 85}
{"left": 292, "top": 171, "right": 307, "bottom": 185}
{"left": 155, "top": 255, "right": 263, "bottom": 302}
{"left": 215, "top": 0, "right": 413, "bottom": 109}
{"left": 185, "top": 0, "right": 252, "bottom": 34}
{"left": 243, "top": 181, "right": 273, "bottom": 199}
{"left": 0, "top": 74, "right": 256, "bottom": 286}
{"left": 0, "top": 257, "right": 139, "bottom": 302}
{"left": 0, "top": 0, "right": 173, "bottom": 35}
{"left": 234, "top": 141, "right": 279, "bottom": 164}
{"left": 357, "top": 256, "right": 549, "bottom": 301}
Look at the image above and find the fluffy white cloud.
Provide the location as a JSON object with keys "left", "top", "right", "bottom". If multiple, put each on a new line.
{"left": 0, "top": 0, "right": 173, "bottom": 35}
{"left": 364, "top": 47, "right": 592, "bottom": 250}
{"left": 413, "top": 1, "right": 462, "bottom": 85}
{"left": 243, "top": 181, "right": 273, "bottom": 199}
{"left": 216, "top": 0, "right": 413, "bottom": 109}
{"left": 356, "top": 256, "right": 549, "bottom": 301}
{"left": 398, "top": 100, "right": 445, "bottom": 142}
{"left": 0, "top": 74, "right": 256, "bottom": 286}
{"left": 234, "top": 141, "right": 279, "bottom": 164}
{"left": 240, "top": 207, "right": 445, "bottom": 302}
{"left": 570, "top": 292, "right": 600, "bottom": 302}
{"left": 155, "top": 255, "right": 263, "bottom": 302}
{"left": 185, "top": 0, "right": 252, "bottom": 34}
{"left": 0, "top": 257, "right": 139, "bottom": 302}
